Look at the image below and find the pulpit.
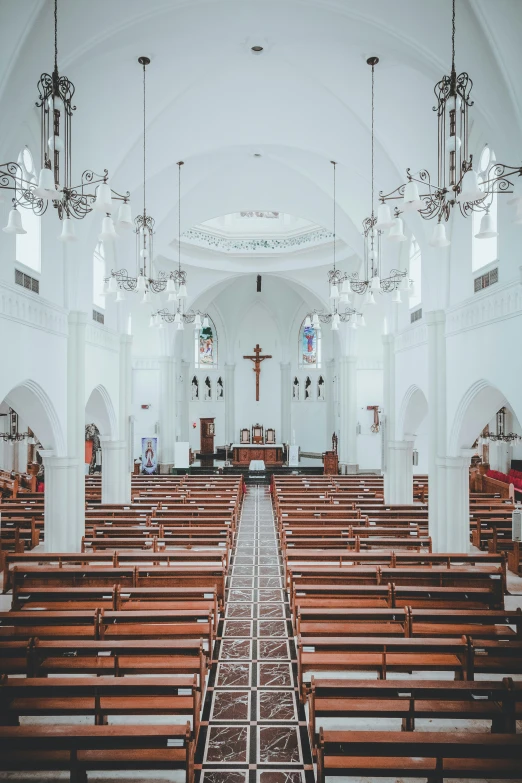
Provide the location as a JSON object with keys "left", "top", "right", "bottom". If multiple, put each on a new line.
{"left": 323, "top": 450, "right": 339, "bottom": 475}
{"left": 200, "top": 418, "right": 215, "bottom": 467}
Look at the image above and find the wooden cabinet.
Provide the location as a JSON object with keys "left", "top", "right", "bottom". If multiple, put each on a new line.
{"left": 200, "top": 417, "right": 215, "bottom": 455}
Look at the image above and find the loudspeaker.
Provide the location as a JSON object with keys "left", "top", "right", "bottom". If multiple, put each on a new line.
{"left": 256, "top": 274, "right": 262, "bottom": 292}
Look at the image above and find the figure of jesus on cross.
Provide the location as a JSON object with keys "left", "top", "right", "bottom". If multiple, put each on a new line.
{"left": 243, "top": 344, "right": 272, "bottom": 401}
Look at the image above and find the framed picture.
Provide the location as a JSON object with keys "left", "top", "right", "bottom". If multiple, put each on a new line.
{"left": 141, "top": 437, "right": 158, "bottom": 474}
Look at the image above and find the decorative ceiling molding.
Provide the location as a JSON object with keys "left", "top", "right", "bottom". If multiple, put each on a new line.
{"left": 181, "top": 227, "right": 334, "bottom": 254}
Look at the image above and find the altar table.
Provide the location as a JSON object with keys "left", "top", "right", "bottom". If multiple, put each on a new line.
{"left": 232, "top": 444, "right": 284, "bottom": 466}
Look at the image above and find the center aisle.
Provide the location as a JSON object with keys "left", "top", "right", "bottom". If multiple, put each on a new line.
{"left": 196, "top": 485, "right": 315, "bottom": 783}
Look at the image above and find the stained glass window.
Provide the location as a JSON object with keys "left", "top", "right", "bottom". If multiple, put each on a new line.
{"left": 195, "top": 318, "right": 217, "bottom": 368}
{"left": 299, "top": 320, "right": 321, "bottom": 368}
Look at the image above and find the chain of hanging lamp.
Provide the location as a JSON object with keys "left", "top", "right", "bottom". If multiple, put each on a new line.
{"left": 1, "top": 0, "right": 130, "bottom": 236}
{"left": 377, "top": 0, "right": 522, "bottom": 245}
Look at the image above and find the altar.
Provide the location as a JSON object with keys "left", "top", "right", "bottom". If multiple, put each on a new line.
{"left": 232, "top": 443, "right": 284, "bottom": 466}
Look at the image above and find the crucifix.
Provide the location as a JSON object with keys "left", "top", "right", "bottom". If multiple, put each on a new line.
{"left": 243, "top": 344, "right": 272, "bottom": 401}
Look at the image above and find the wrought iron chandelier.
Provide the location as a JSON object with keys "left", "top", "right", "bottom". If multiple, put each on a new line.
{"left": 305, "top": 161, "right": 362, "bottom": 331}
{"left": 151, "top": 163, "right": 203, "bottom": 329}
{"left": 105, "top": 58, "right": 183, "bottom": 302}
{"left": 479, "top": 408, "right": 521, "bottom": 445}
{"left": 377, "top": 0, "right": 522, "bottom": 248}
{"left": 348, "top": 57, "right": 409, "bottom": 303}
{"left": 0, "top": 0, "right": 130, "bottom": 241}
{"left": 0, "top": 410, "right": 35, "bottom": 443}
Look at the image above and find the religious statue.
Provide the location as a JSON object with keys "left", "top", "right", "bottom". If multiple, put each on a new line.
{"left": 243, "top": 344, "right": 272, "bottom": 401}
{"left": 305, "top": 376, "right": 311, "bottom": 400}
{"left": 293, "top": 377, "right": 300, "bottom": 400}
{"left": 191, "top": 376, "right": 199, "bottom": 400}
{"left": 318, "top": 375, "right": 325, "bottom": 400}
{"left": 204, "top": 376, "right": 212, "bottom": 400}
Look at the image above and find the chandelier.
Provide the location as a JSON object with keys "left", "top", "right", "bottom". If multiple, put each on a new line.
{"left": 0, "top": 410, "right": 35, "bottom": 443}
{"left": 479, "top": 408, "right": 521, "bottom": 445}
{"left": 105, "top": 59, "right": 183, "bottom": 302}
{"left": 305, "top": 161, "right": 362, "bottom": 331}
{"left": 1, "top": 0, "right": 130, "bottom": 242}
{"left": 378, "top": 0, "right": 522, "bottom": 248}
{"left": 151, "top": 162, "right": 202, "bottom": 329}
{"left": 348, "top": 57, "right": 409, "bottom": 303}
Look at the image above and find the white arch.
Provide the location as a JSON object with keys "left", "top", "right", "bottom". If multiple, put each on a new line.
{"left": 448, "top": 379, "right": 509, "bottom": 457}
{"left": 85, "top": 384, "right": 118, "bottom": 439}
{"left": 398, "top": 384, "right": 428, "bottom": 439}
{"left": 4, "top": 379, "right": 66, "bottom": 456}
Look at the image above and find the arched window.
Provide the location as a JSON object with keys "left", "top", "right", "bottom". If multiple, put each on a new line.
{"left": 472, "top": 145, "right": 498, "bottom": 272}
{"left": 93, "top": 241, "right": 105, "bottom": 308}
{"left": 299, "top": 318, "right": 321, "bottom": 368}
{"left": 195, "top": 317, "right": 217, "bottom": 368}
{"left": 409, "top": 235, "right": 421, "bottom": 309}
{"left": 15, "top": 147, "right": 41, "bottom": 273}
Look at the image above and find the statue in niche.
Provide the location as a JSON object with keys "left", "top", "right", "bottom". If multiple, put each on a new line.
{"left": 304, "top": 376, "right": 311, "bottom": 400}
{"left": 204, "top": 377, "right": 212, "bottom": 401}
{"left": 318, "top": 375, "right": 325, "bottom": 400}
{"left": 217, "top": 377, "right": 224, "bottom": 399}
{"left": 292, "top": 376, "right": 300, "bottom": 400}
{"left": 85, "top": 423, "right": 101, "bottom": 475}
{"left": 191, "top": 376, "right": 199, "bottom": 401}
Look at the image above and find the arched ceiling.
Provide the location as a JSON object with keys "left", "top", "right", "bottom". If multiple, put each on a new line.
{"left": 1, "top": 0, "right": 521, "bottom": 277}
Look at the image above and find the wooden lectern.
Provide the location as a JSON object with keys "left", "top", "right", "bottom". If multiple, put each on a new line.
{"left": 200, "top": 418, "right": 215, "bottom": 455}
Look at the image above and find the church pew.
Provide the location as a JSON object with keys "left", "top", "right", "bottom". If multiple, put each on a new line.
{"left": 0, "top": 723, "right": 194, "bottom": 783}
{"left": 307, "top": 678, "right": 515, "bottom": 749}
{"left": 283, "top": 541, "right": 433, "bottom": 569}
{"left": 80, "top": 537, "right": 229, "bottom": 568}
{"left": 297, "top": 635, "right": 473, "bottom": 686}
{"left": 507, "top": 540, "right": 522, "bottom": 576}
{"left": 316, "top": 730, "right": 522, "bottom": 782}
{"left": 0, "top": 674, "right": 201, "bottom": 739}
{"left": 12, "top": 584, "right": 218, "bottom": 616}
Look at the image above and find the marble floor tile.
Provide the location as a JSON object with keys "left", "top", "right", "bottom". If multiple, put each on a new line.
{"left": 257, "top": 725, "right": 301, "bottom": 764}
{"left": 205, "top": 725, "right": 249, "bottom": 763}
{"left": 258, "top": 620, "right": 288, "bottom": 637}
{"left": 258, "top": 690, "right": 297, "bottom": 721}
{"left": 258, "top": 566, "right": 282, "bottom": 575}
{"left": 257, "top": 770, "right": 305, "bottom": 782}
{"left": 229, "top": 577, "right": 255, "bottom": 589}
{"left": 258, "top": 603, "right": 285, "bottom": 619}
{"left": 258, "top": 589, "right": 285, "bottom": 603}
{"left": 220, "top": 639, "right": 252, "bottom": 659}
{"left": 215, "top": 661, "right": 252, "bottom": 687}
{"left": 258, "top": 639, "right": 290, "bottom": 660}
{"left": 210, "top": 689, "right": 250, "bottom": 721}
{"left": 231, "top": 566, "right": 256, "bottom": 576}
{"left": 258, "top": 576, "right": 283, "bottom": 589}
{"left": 258, "top": 662, "right": 293, "bottom": 687}
{"left": 223, "top": 620, "right": 253, "bottom": 637}
{"left": 228, "top": 588, "right": 254, "bottom": 602}
{"left": 225, "top": 603, "right": 254, "bottom": 619}
{"left": 203, "top": 772, "right": 248, "bottom": 783}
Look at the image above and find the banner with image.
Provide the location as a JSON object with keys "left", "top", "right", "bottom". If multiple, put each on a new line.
{"left": 141, "top": 437, "right": 158, "bottom": 474}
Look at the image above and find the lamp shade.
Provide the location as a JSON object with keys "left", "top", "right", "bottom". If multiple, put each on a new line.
{"left": 3, "top": 208, "right": 26, "bottom": 234}
{"left": 108, "top": 276, "right": 118, "bottom": 294}
{"left": 475, "top": 212, "right": 498, "bottom": 239}
{"left": 341, "top": 279, "right": 352, "bottom": 299}
{"left": 370, "top": 274, "right": 381, "bottom": 292}
{"left": 329, "top": 284, "right": 339, "bottom": 300}
{"left": 460, "top": 169, "right": 485, "bottom": 203}
{"left": 94, "top": 182, "right": 113, "bottom": 213}
{"left": 330, "top": 315, "right": 339, "bottom": 331}
{"left": 339, "top": 291, "right": 349, "bottom": 304}
{"left": 507, "top": 175, "right": 522, "bottom": 206}
{"left": 387, "top": 217, "right": 407, "bottom": 242}
{"left": 166, "top": 278, "right": 176, "bottom": 293}
{"left": 392, "top": 288, "right": 402, "bottom": 304}
{"left": 149, "top": 315, "right": 155, "bottom": 328}
{"left": 364, "top": 289, "right": 376, "bottom": 306}
{"left": 376, "top": 203, "right": 394, "bottom": 230}
{"left": 116, "top": 201, "right": 133, "bottom": 229}
{"left": 34, "top": 167, "right": 57, "bottom": 199}
{"left": 141, "top": 291, "right": 152, "bottom": 304}
{"left": 194, "top": 313, "right": 202, "bottom": 329}
{"left": 98, "top": 216, "right": 118, "bottom": 242}
{"left": 137, "top": 275, "right": 147, "bottom": 293}
{"left": 115, "top": 289, "right": 125, "bottom": 303}
{"left": 178, "top": 284, "right": 188, "bottom": 299}
{"left": 351, "top": 318, "right": 357, "bottom": 329}
{"left": 429, "top": 221, "right": 451, "bottom": 248}
{"left": 304, "top": 315, "right": 311, "bottom": 328}
{"left": 203, "top": 316, "right": 210, "bottom": 329}
{"left": 402, "top": 180, "right": 423, "bottom": 211}
{"left": 174, "top": 311, "right": 182, "bottom": 324}
{"left": 58, "top": 217, "right": 78, "bottom": 242}
{"left": 312, "top": 313, "right": 320, "bottom": 328}
{"left": 177, "top": 321, "right": 184, "bottom": 330}
{"left": 358, "top": 313, "right": 366, "bottom": 327}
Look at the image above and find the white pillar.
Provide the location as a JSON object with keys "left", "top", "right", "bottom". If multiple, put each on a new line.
{"left": 437, "top": 452, "right": 472, "bottom": 553}
{"left": 225, "top": 363, "right": 236, "bottom": 444}
{"left": 382, "top": 334, "right": 395, "bottom": 501}
{"left": 426, "top": 311, "right": 447, "bottom": 551}
{"left": 158, "top": 356, "right": 177, "bottom": 472}
{"left": 118, "top": 334, "right": 132, "bottom": 503}
{"left": 326, "top": 359, "right": 336, "bottom": 446}
{"left": 40, "top": 451, "right": 82, "bottom": 552}
{"left": 67, "top": 311, "right": 87, "bottom": 549}
{"left": 100, "top": 438, "right": 129, "bottom": 504}
{"left": 280, "top": 362, "right": 291, "bottom": 444}
{"left": 387, "top": 439, "right": 414, "bottom": 504}
{"left": 180, "top": 360, "right": 190, "bottom": 442}
{"left": 338, "top": 356, "right": 358, "bottom": 471}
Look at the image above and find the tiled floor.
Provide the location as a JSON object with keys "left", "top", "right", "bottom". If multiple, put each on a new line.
{"left": 196, "top": 485, "right": 315, "bottom": 783}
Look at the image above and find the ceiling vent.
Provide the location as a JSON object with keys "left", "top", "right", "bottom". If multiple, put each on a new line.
{"left": 15, "top": 269, "right": 39, "bottom": 294}
{"left": 410, "top": 307, "right": 422, "bottom": 324}
{"left": 474, "top": 266, "right": 498, "bottom": 293}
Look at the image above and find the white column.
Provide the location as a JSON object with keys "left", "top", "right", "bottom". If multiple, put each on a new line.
{"left": 387, "top": 439, "right": 414, "bottom": 504}
{"left": 67, "top": 311, "right": 87, "bottom": 549}
{"left": 280, "top": 362, "right": 291, "bottom": 444}
{"left": 158, "top": 356, "right": 177, "bottom": 473}
{"left": 100, "top": 438, "right": 129, "bottom": 504}
{"left": 338, "top": 355, "right": 358, "bottom": 471}
{"left": 180, "top": 360, "right": 190, "bottom": 442}
{"left": 118, "top": 334, "right": 132, "bottom": 503}
{"left": 437, "top": 452, "right": 472, "bottom": 553}
{"left": 382, "top": 334, "right": 395, "bottom": 501}
{"left": 39, "top": 451, "right": 82, "bottom": 552}
{"left": 426, "top": 310, "right": 447, "bottom": 551}
{"left": 326, "top": 359, "right": 336, "bottom": 446}
{"left": 225, "top": 363, "right": 236, "bottom": 444}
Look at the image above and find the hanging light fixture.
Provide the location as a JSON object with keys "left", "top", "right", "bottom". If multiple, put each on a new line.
{"left": 107, "top": 57, "right": 175, "bottom": 295}
{"left": 378, "top": 0, "right": 522, "bottom": 243}
{"left": 305, "top": 161, "right": 361, "bottom": 327}
{"left": 349, "top": 57, "right": 408, "bottom": 299}
{"left": 481, "top": 407, "right": 521, "bottom": 444}
{"left": 0, "top": 0, "right": 130, "bottom": 232}
{"left": 0, "top": 409, "right": 34, "bottom": 442}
